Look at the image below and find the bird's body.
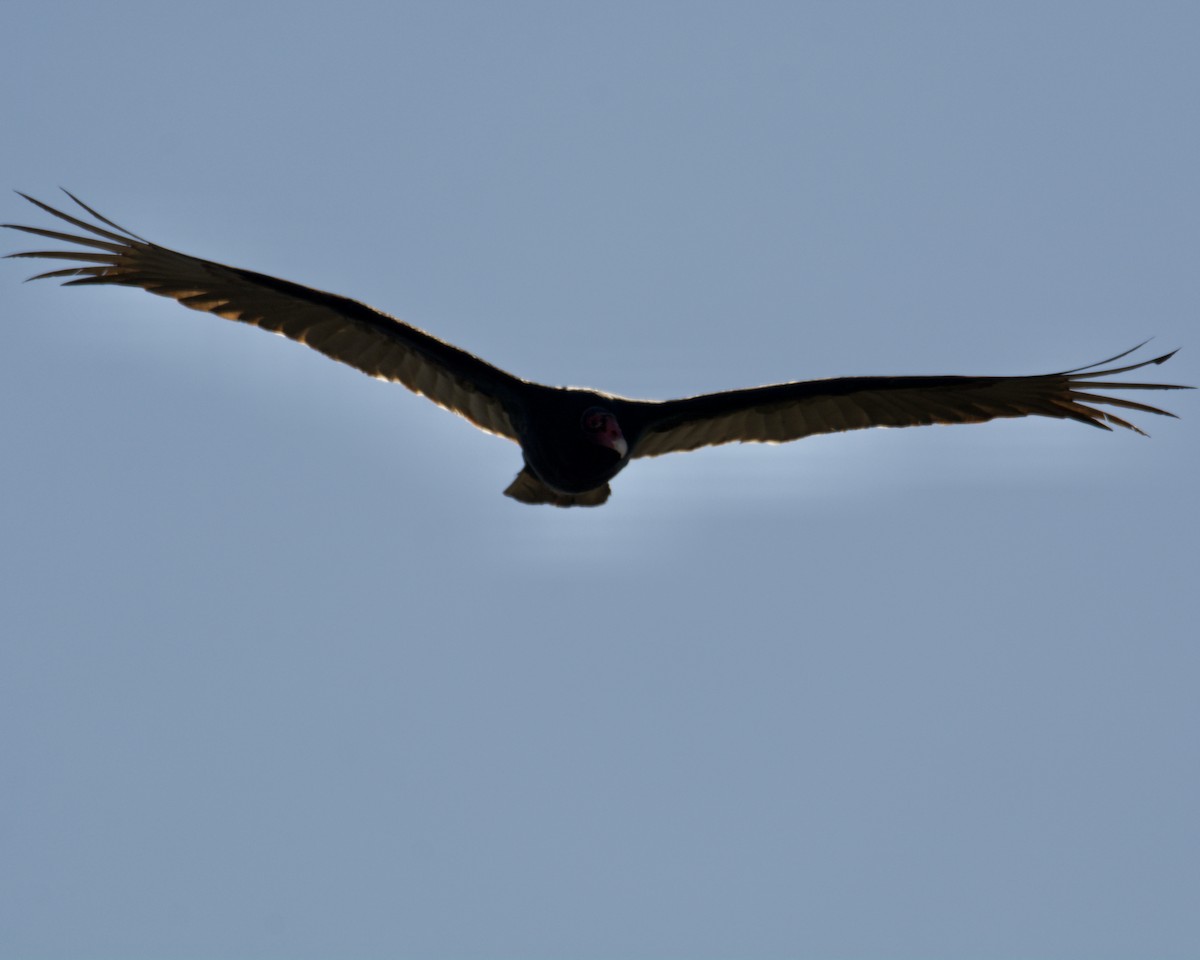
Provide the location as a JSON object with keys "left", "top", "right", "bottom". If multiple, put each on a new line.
{"left": 5, "top": 192, "right": 1190, "bottom": 506}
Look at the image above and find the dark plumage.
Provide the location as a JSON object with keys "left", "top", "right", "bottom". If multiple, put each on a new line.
{"left": 5, "top": 191, "right": 1191, "bottom": 507}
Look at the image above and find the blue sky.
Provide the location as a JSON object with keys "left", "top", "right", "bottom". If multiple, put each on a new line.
{"left": 2, "top": 2, "right": 1197, "bottom": 957}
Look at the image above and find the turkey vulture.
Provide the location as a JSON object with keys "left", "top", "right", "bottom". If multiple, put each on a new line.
{"left": 5, "top": 191, "right": 1190, "bottom": 507}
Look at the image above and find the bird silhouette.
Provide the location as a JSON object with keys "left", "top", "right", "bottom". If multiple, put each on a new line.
{"left": 5, "top": 191, "right": 1189, "bottom": 506}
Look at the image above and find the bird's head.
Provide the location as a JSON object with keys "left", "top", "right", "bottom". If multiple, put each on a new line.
{"left": 581, "top": 406, "right": 628, "bottom": 459}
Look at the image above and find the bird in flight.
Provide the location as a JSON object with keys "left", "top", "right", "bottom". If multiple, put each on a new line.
{"left": 5, "top": 191, "right": 1190, "bottom": 507}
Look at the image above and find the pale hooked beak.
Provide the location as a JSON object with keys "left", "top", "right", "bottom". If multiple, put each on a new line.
{"left": 601, "top": 418, "right": 628, "bottom": 458}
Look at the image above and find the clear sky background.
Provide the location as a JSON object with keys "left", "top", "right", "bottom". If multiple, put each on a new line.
{"left": 2, "top": 3, "right": 1197, "bottom": 958}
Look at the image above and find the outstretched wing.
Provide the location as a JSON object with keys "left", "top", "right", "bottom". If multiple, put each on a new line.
{"left": 627, "top": 345, "right": 1189, "bottom": 458}
{"left": 5, "top": 191, "right": 525, "bottom": 441}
